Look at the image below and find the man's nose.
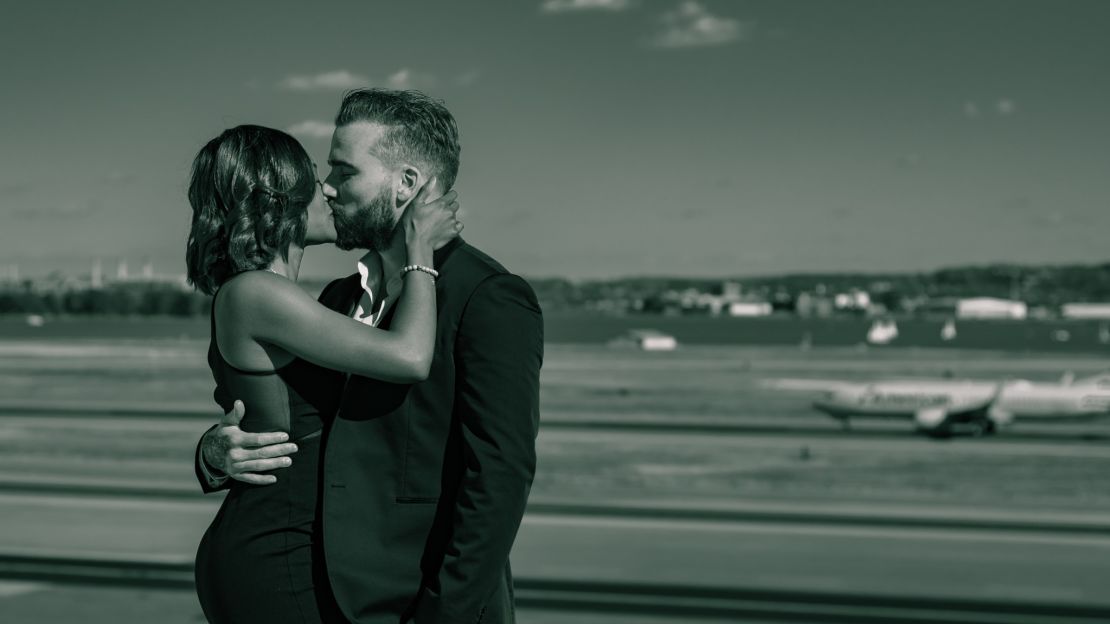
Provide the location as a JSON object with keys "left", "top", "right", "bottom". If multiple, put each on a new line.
{"left": 321, "top": 181, "right": 338, "bottom": 199}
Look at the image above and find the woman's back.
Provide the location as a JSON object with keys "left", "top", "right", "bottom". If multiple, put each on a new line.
{"left": 195, "top": 282, "right": 346, "bottom": 624}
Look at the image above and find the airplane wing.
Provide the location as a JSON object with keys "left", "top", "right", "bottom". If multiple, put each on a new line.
{"left": 760, "top": 378, "right": 855, "bottom": 393}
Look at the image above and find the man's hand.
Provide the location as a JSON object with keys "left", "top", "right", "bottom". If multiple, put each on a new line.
{"left": 200, "top": 400, "right": 298, "bottom": 485}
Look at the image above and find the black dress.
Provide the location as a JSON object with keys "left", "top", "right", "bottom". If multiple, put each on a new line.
{"left": 194, "top": 296, "right": 346, "bottom": 623}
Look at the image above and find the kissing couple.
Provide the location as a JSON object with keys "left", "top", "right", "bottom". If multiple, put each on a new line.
{"left": 186, "top": 89, "right": 543, "bottom": 624}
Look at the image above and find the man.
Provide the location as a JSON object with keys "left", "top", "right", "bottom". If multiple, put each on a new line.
{"left": 195, "top": 89, "right": 543, "bottom": 624}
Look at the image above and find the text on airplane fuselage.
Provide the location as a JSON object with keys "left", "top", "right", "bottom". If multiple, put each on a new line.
{"left": 858, "top": 393, "right": 953, "bottom": 407}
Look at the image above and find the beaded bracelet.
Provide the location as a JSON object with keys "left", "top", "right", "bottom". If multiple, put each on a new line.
{"left": 400, "top": 265, "right": 439, "bottom": 280}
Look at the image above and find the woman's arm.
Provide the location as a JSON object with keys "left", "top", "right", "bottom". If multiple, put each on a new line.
{"left": 226, "top": 188, "right": 460, "bottom": 383}
{"left": 240, "top": 268, "right": 434, "bottom": 382}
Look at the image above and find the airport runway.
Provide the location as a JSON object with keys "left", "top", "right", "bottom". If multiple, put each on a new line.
{"left": 2, "top": 407, "right": 1109, "bottom": 620}
{"left": 0, "top": 581, "right": 770, "bottom": 624}
{"left": 1, "top": 492, "right": 1108, "bottom": 612}
{"left": 4, "top": 398, "right": 1110, "bottom": 443}
{"left": 2, "top": 413, "right": 1109, "bottom": 513}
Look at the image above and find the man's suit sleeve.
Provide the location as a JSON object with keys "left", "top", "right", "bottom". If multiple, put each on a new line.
{"left": 193, "top": 372, "right": 234, "bottom": 493}
{"left": 194, "top": 424, "right": 230, "bottom": 493}
{"left": 413, "top": 273, "right": 543, "bottom": 623}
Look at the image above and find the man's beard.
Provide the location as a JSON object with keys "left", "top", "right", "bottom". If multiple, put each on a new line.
{"left": 332, "top": 186, "right": 395, "bottom": 251}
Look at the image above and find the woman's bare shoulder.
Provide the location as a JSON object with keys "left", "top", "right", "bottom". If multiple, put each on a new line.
{"left": 216, "top": 271, "right": 312, "bottom": 319}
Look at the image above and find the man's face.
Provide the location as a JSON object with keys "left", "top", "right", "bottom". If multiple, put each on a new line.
{"left": 323, "top": 121, "right": 399, "bottom": 251}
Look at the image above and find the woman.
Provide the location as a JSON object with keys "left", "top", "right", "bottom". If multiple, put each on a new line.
{"left": 185, "top": 125, "right": 461, "bottom": 623}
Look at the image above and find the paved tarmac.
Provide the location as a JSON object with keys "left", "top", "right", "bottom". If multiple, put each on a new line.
{"left": 0, "top": 580, "right": 771, "bottom": 624}
{"left": 1, "top": 492, "right": 1108, "bottom": 610}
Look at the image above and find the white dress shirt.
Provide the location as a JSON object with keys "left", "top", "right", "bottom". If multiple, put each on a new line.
{"left": 353, "top": 249, "right": 405, "bottom": 327}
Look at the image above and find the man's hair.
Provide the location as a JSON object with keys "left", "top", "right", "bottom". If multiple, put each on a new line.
{"left": 335, "top": 89, "right": 460, "bottom": 190}
{"left": 185, "top": 125, "right": 315, "bottom": 295}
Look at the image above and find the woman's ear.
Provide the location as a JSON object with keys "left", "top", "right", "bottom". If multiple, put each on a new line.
{"left": 396, "top": 165, "right": 423, "bottom": 204}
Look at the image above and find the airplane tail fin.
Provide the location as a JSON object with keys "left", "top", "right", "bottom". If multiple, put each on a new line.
{"left": 1071, "top": 372, "right": 1110, "bottom": 387}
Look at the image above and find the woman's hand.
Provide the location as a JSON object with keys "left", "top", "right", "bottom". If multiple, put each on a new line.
{"left": 403, "top": 178, "right": 463, "bottom": 252}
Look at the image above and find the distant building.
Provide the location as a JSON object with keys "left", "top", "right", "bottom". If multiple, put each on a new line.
{"left": 916, "top": 296, "right": 958, "bottom": 317}
{"left": 91, "top": 259, "right": 103, "bottom": 289}
{"left": 1060, "top": 303, "right": 1110, "bottom": 320}
{"left": 794, "top": 292, "right": 835, "bottom": 318}
{"left": 608, "top": 329, "right": 678, "bottom": 351}
{"left": 834, "top": 289, "right": 871, "bottom": 312}
{"left": 956, "top": 297, "right": 1028, "bottom": 320}
{"left": 721, "top": 281, "right": 742, "bottom": 299}
{"left": 727, "top": 301, "right": 772, "bottom": 317}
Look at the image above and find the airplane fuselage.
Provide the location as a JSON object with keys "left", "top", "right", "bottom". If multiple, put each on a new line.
{"left": 813, "top": 378, "right": 1110, "bottom": 433}
{"left": 815, "top": 381, "right": 996, "bottom": 419}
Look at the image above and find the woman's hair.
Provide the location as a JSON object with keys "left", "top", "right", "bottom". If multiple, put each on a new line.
{"left": 185, "top": 125, "right": 315, "bottom": 295}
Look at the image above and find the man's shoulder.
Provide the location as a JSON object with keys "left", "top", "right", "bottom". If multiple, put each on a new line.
{"left": 440, "top": 241, "right": 537, "bottom": 306}
{"left": 450, "top": 241, "right": 512, "bottom": 279}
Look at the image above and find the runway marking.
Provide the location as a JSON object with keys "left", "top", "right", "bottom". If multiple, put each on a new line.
{"left": 524, "top": 514, "right": 1110, "bottom": 548}
{"left": 0, "top": 416, "right": 207, "bottom": 432}
{"left": 540, "top": 428, "right": 1110, "bottom": 458}
{"left": 0, "top": 581, "right": 47, "bottom": 598}
{"left": 0, "top": 492, "right": 218, "bottom": 512}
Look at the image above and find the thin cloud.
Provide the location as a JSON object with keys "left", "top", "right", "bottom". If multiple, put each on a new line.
{"left": 286, "top": 120, "right": 335, "bottom": 140}
{"left": 1031, "top": 211, "right": 1065, "bottom": 227}
{"left": 10, "top": 199, "right": 104, "bottom": 220}
{"left": 895, "top": 153, "right": 921, "bottom": 169}
{"left": 278, "top": 70, "right": 369, "bottom": 91}
{"left": 652, "top": 1, "right": 752, "bottom": 48}
{"left": 385, "top": 68, "right": 438, "bottom": 91}
{"left": 0, "top": 181, "right": 33, "bottom": 197}
{"left": 455, "top": 69, "right": 481, "bottom": 87}
{"left": 541, "top": 0, "right": 633, "bottom": 13}
{"left": 103, "top": 171, "right": 137, "bottom": 187}
{"left": 963, "top": 99, "right": 1017, "bottom": 118}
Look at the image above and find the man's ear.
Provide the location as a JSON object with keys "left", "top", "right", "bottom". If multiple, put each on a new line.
{"left": 395, "top": 165, "right": 423, "bottom": 204}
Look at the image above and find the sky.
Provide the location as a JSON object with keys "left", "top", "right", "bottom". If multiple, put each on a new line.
{"left": 0, "top": 0, "right": 1108, "bottom": 280}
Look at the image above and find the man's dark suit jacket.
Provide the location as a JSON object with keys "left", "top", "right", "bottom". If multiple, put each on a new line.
{"left": 196, "top": 237, "right": 543, "bottom": 624}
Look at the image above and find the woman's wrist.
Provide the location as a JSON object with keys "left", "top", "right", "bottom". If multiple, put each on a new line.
{"left": 405, "top": 242, "right": 434, "bottom": 269}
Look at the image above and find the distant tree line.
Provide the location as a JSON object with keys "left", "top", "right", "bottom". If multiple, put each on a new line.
{"left": 0, "top": 283, "right": 211, "bottom": 317}
{"left": 529, "top": 262, "right": 1110, "bottom": 312}
{"left": 4, "top": 262, "right": 1110, "bottom": 316}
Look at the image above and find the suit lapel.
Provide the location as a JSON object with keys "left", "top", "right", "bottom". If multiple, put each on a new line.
{"left": 320, "top": 274, "right": 364, "bottom": 317}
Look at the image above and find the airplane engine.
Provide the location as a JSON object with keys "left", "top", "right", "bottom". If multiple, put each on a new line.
{"left": 986, "top": 406, "right": 1013, "bottom": 430}
{"left": 913, "top": 407, "right": 951, "bottom": 435}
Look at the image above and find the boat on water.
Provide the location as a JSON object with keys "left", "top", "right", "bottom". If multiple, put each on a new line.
{"left": 940, "top": 319, "right": 957, "bottom": 341}
{"left": 866, "top": 319, "right": 898, "bottom": 345}
{"left": 608, "top": 329, "right": 678, "bottom": 351}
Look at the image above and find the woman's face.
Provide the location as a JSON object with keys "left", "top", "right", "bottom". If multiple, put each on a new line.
{"left": 302, "top": 176, "right": 337, "bottom": 246}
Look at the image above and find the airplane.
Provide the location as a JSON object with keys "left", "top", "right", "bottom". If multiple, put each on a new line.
{"left": 766, "top": 373, "right": 1110, "bottom": 437}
